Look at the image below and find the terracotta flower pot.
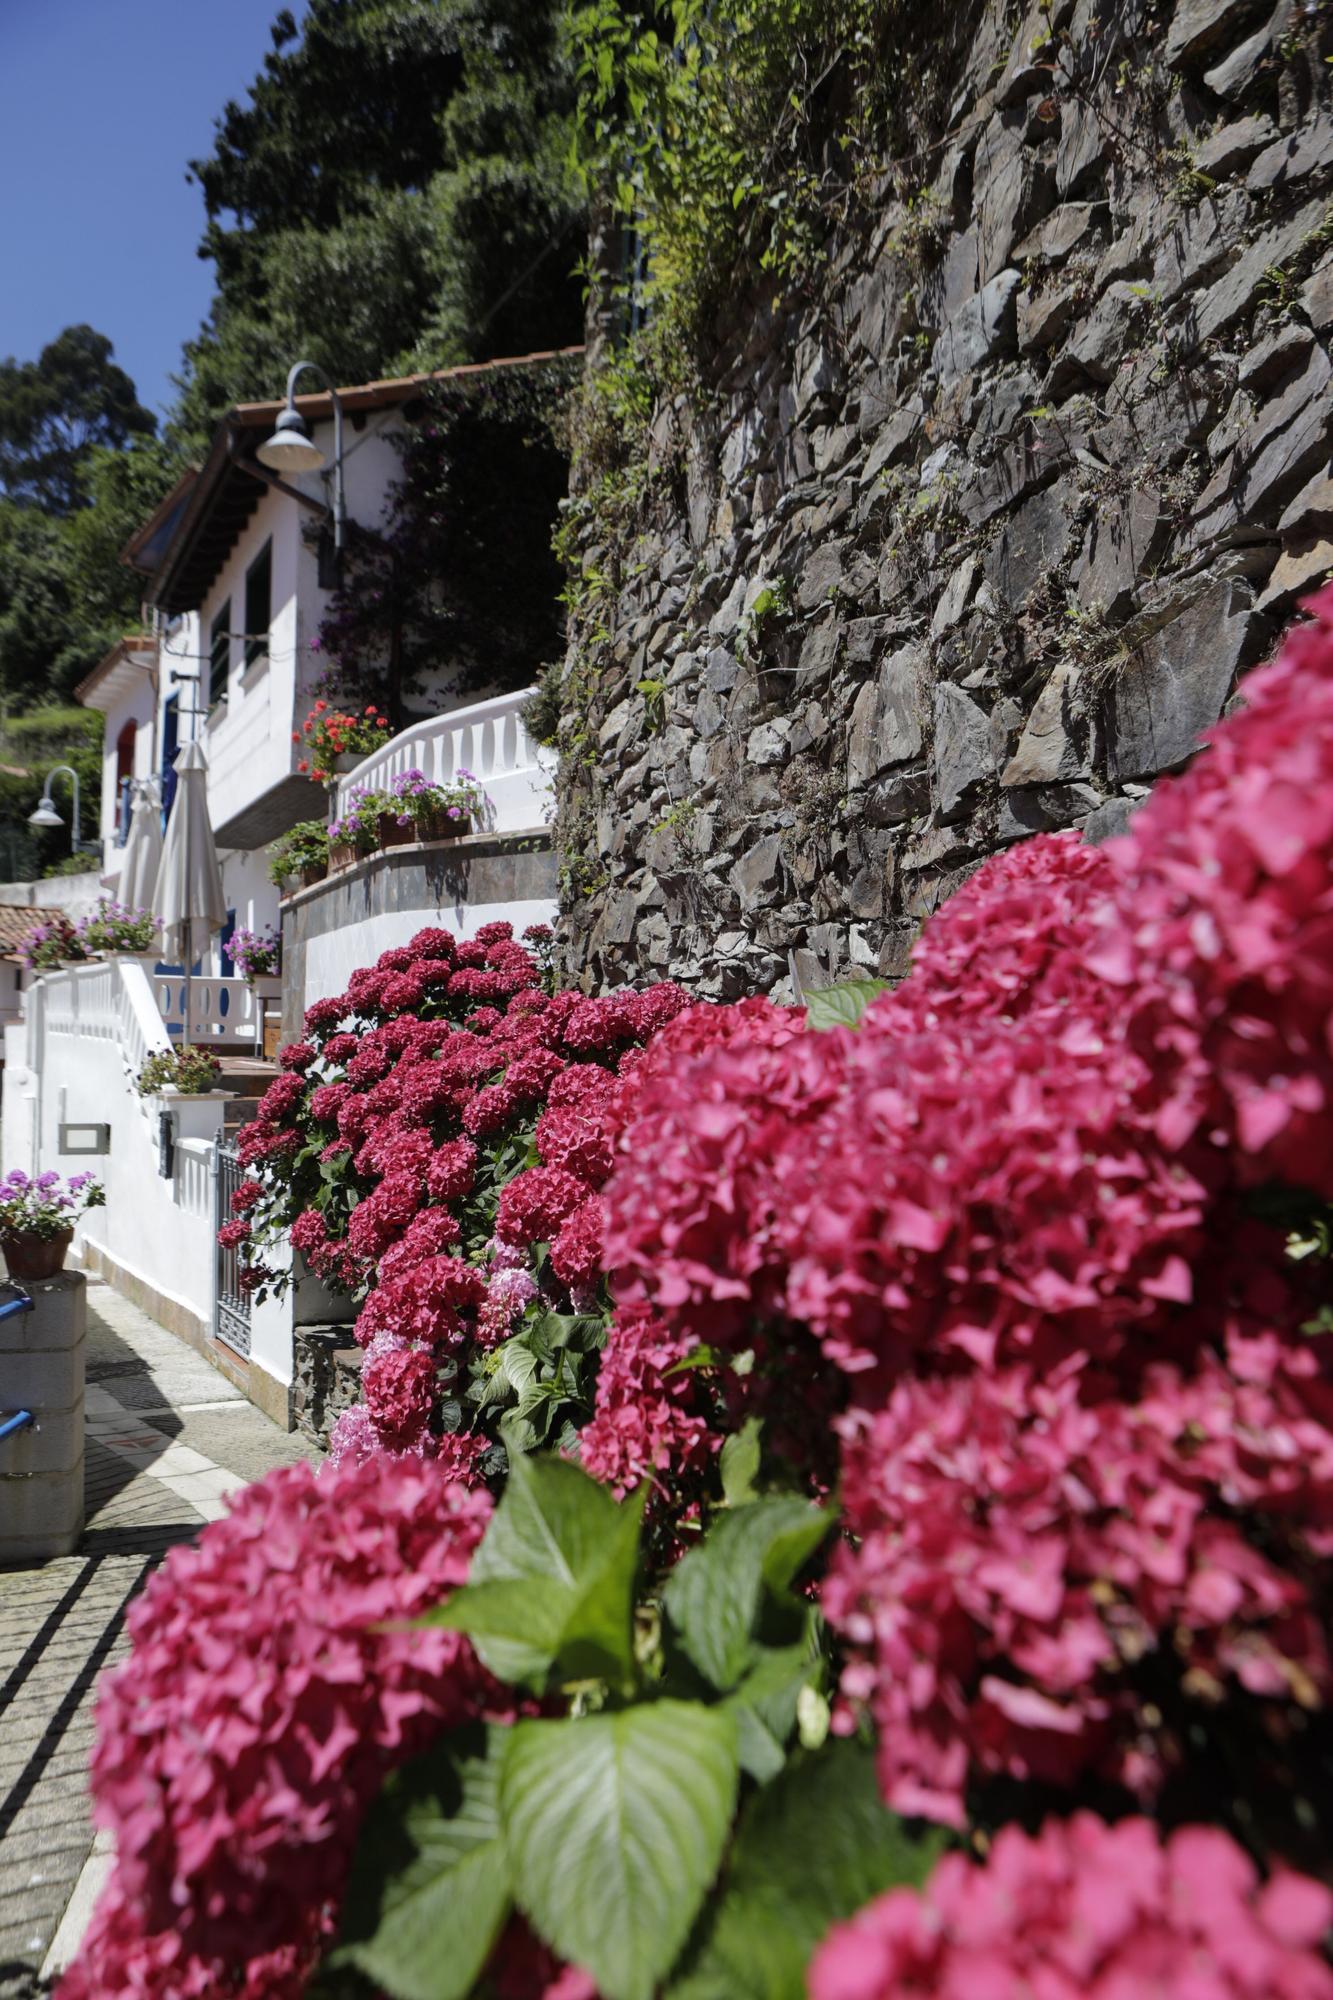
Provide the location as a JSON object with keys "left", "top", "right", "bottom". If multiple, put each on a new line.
{"left": 419, "top": 807, "right": 471, "bottom": 842}
{"left": 376, "top": 813, "right": 416, "bottom": 849}
{"left": 329, "top": 840, "right": 369, "bottom": 871}
{"left": 1, "top": 1228, "right": 73, "bottom": 1280}
{"left": 298, "top": 859, "right": 328, "bottom": 889}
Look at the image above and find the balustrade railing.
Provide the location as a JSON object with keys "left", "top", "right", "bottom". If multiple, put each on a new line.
{"left": 334, "top": 686, "right": 553, "bottom": 834}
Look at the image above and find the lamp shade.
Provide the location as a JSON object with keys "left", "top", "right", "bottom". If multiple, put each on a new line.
{"left": 256, "top": 406, "right": 326, "bottom": 475}
{"left": 28, "top": 798, "right": 62, "bottom": 829}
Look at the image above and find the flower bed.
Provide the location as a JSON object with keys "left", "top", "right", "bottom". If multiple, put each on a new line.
{"left": 268, "top": 819, "right": 329, "bottom": 891}
{"left": 21, "top": 912, "right": 86, "bottom": 970}
{"left": 62, "top": 588, "right": 1333, "bottom": 2000}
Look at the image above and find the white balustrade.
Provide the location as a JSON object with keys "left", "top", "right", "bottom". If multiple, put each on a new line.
{"left": 147, "top": 972, "right": 262, "bottom": 1045}
{"left": 334, "top": 686, "right": 554, "bottom": 834}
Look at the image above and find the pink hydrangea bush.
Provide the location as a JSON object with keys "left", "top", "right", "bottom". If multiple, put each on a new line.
{"left": 226, "top": 919, "right": 694, "bottom": 1466}
{"left": 809, "top": 1814, "right": 1333, "bottom": 2000}
{"left": 59, "top": 1454, "right": 493, "bottom": 1999}
{"left": 596, "top": 587, "right": 1333, "bottom": 1838}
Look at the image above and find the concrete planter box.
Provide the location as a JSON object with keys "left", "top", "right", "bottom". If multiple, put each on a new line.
{"left": 0, "top": 1270, "right": 86, "bottom": 1564}
{"left": 293, "top": 1249, "right": 356, "bottom": 1327}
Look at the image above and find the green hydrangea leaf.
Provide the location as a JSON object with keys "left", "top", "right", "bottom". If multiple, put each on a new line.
{"left": 663, "top": 1496, "right": 835, "bottom": 1691}
{"left": 669, "top": 1738, "right": 949, "bottom": 2000}
{"left": 330, "top": 1723, "right": 511, "bottom": 2000}
{"left": 502, "top": 1701, "right": 739, "bottom": 2000}
{"left": 803, "top": 978, "right": 889, "bottom": 1031}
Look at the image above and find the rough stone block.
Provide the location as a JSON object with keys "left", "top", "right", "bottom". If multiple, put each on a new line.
{"left": 1002, "top": 661, "right": 1088, "bottom": 785}
{"left": 1247, "top": 113, "right": 1333, "bottom": 193}
{"left": 934, "top": 682, "right": 994, "bottom": 821}
{"left": 846, "top": 645, "right": 926, "bottom": 790}
{"left": 933, "top": 269, "right": 1021, "bottom": 384}
{"left": 1105, "top": 578, "right": 1258, "bottom": 781}
{"left": 983, "top": 480, "right": 1076, "bottom": 609}
{"left": 730, "top": 835, "right": 784, "bottom": 907}
{"left": 1167, "top": 0, "right": 1266, "bottom": 68}
{"left": 1068, "top": 281, "right": 1149, "bottom": 384}
{"left": 1076, "top": 489, "right": 1167, "bottom": 619}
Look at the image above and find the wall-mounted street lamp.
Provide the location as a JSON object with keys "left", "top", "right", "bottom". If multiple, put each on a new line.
{"left": 256, "top": 359, "right": 346, "bottom": 584}
{"left": 28, "top": 764, "right": 88, "bottom": 854}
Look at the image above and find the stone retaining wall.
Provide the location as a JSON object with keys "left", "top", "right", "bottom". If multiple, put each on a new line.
{"left": 557, "top": 0, "right": 1333, "bottom": 997}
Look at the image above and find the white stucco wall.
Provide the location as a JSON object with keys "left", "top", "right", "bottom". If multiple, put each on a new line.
{"left": 96, "top": 674, "right": 157, "bottom": 875}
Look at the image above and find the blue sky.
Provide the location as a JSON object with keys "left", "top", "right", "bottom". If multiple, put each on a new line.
{"left": 0, "top": 0, "right": 304, "bottom": 424}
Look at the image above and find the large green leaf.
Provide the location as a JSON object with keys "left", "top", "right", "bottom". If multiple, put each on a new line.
{"left": 429, "top": 1451, "right": 645, "bottom": 1688}
{"left": 669, "top": 1738, "right": 949, "bottom": 2000}
{"left": 803, "top": 978, "right": 889, "bottom": 1031}
{"left": 663, "top": 1496, "right": 835, "bottom": 1691}
{"left": 724, "top": 1642, "right": 819, "bottom": 1783}
{"left": 502, "top": 1701, "right": 739, "bottom": 2000}
{"left": 719, "top": 1416, "right": 763, "bottom": 1506}
{"left": 330, "top": 1724, "right": 511, "bottom": 2000}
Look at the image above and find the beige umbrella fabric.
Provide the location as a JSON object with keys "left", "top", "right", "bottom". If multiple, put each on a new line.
{"left": 152, "top": 741, "right": 227, "bottom": 970}
{"left": 118, "top": 782, "right": 164, "bottom": 917}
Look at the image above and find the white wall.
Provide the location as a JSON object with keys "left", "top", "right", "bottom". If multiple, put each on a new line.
{"left": 96, "top": 676, "right": 157, "bottom": 874}
{"left": 28, "top": 967, "right": 221, "bottom": 1329}
{"left": 219, "top": 847, "right": 280, "bottom": 965}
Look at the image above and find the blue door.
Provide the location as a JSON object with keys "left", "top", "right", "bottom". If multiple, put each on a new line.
{"left": 161, "top": 694, "right": 180, "bottom": 823}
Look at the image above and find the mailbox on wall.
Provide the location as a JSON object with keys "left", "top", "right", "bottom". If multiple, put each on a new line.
{"left": 57, "top": 1123, "right": 110, "bottom": 1155}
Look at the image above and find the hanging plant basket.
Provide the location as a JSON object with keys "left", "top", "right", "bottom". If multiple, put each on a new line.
{"left": 1, "top": 1227, "right": 74, "bottom": 1280}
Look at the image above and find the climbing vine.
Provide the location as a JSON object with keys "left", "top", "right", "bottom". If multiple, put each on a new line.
{"left": 569, "top": 0, "right": 971, "bottom": 344}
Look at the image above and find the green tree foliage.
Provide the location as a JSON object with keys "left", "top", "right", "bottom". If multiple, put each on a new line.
{"left": 0, "top": 706, "right": 103, "bottom": 880}
{"left": 172, "top": 0, "right": 586, "bottom": 450}
{"left": 0, "top": 324, "right": 156, "bottom": 515}
{"left": 0, "top": 431, "right": 175, "bottom": 710}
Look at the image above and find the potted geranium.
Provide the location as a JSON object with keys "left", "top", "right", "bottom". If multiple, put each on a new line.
{"left": 327, "top": 791, "right": 379, "bottom": 870}
{"left": 0, "top": 1168, "right": 105, "bottom": 1280}
{"left": 21, "top": 913, "right": 87, "bottom": 972}
{"left": 77, "top": 901, "right": 159, "bottom": 960}
{"left": 373, "top": 767, "right": 488, "bottom": 845}
{"left": 223, "top": 926, "right": 281, "bottom": 984}
{"left": 268, "top": 820, "right": 329, "bottom": 893}
{"left": 293, "top": 702, "right": 392, "bottom": 786}
{"left": 136, "top": 1045, "right": 223, "bottom": 1099}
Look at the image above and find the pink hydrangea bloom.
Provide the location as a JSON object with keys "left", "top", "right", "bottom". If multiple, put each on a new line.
{"left": 579, "top": 1306, "right": 715, "bottom": 1500}
{"left": 824, "top": 1353, "right": 1333, "bottom": 1824}
{"left": 60, "top": 1456, "right": 493, "bottom": 1997}
{"left": 809, "top": 1814, "right": 1333, "bottom": 2000}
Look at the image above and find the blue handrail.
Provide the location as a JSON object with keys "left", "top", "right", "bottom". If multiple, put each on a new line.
{"left": 0, "top": 1408, "right": 33, "bottom": 1443}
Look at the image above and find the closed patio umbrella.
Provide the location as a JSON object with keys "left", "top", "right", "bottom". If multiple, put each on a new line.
{"left": 117, "top": 781, "right": 164, "bottom": 918}
{"left": 152, "top": 743, "right": 226, "bottom": 1024}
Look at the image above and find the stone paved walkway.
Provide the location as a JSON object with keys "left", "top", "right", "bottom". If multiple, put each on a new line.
{"left": 0, "top": 1281, "right": 318, "bottom": 1997}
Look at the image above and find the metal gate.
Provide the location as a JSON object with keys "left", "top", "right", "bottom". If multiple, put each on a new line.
{"left": 215, "top": 1140, "right": 252, "bottom": 1358}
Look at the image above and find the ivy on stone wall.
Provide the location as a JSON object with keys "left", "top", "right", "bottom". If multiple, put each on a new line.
{"left": 570, "top": 0, "right": 973, "bottom": 343}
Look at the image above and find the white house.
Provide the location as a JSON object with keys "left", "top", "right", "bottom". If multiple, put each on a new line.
{"left": 77, "top": 347, "right": 579, "bottom": 973}
{"left": 6, "top": 350, "right": 572, "bottom": 1431}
